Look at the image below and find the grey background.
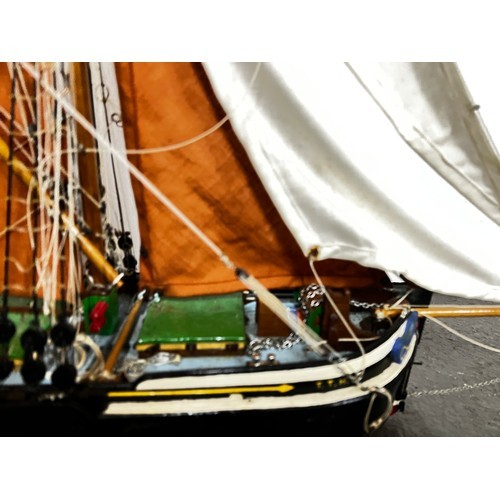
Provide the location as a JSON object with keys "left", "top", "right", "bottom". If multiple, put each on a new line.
{"left": 374, "top": 293, "right": 500, "bottom": 437}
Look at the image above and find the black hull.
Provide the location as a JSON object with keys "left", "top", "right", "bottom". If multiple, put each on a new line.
{"left": 0, "top": 350, "right": 416, "bottom": 436}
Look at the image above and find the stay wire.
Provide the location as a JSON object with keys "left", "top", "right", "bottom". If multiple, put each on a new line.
{"left": 31, "top": 69, "right": 40, "bottom": 323}
{"left": 2, "top": 64, "right": 18, "bottom": 314}
{"left": 54, "top": 66, "right": 67, "bottom": 316}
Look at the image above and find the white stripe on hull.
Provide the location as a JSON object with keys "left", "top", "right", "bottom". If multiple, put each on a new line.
{"left": 104, "top": 333, "right": 416, "bottom": 416}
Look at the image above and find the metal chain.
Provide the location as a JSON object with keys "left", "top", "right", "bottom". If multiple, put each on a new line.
{"left": 298, "top": 284, "right": 387, "bottom": 312}
{"left": 409, "top": 377, "right": 500, "bottom": 398}
{"left": 349, "top": 299, "right": 384, "bottom": 310}
{"left": 247, "top": 284, "right": 323, "bottom": 356}
{"left": 298, "top": 283, "right": 324, "bottom": 319}
{"left": 247, "top": 332, "right": 301, "bottom": 355}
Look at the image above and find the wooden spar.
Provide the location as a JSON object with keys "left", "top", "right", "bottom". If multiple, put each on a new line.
{"left": 69, "top": 62, "right": 108, "bottom": 285}
{"left": 376, "top": 305, "right": 500, "bottom": 319}
{"left": 101, "top": 293, "right": 145, "bottom": 379}
{"left": 0, "top": 137, "right": 122, "bottom": 287}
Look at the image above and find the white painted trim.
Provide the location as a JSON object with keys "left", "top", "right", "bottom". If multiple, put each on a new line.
{"left": 104, "top": 334, "right": 415, "bottom": 416}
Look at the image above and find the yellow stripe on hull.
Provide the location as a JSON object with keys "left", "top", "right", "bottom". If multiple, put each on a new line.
{"left": 108, "top": 384, "right": 295, "bottom": 398}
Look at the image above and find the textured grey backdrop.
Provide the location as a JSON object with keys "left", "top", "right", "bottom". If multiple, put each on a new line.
{"left": 374, "top": 293, "right": 500, "bottom": 437}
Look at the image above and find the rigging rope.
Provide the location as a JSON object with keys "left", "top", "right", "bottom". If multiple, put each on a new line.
{"left": 7, "top": 63, "right": 35, "bottom": 162}
{"left": 420, "top": 312, "right": 500, "bottom": 354}
{"left": 123, "top": 62, "right": 262, "bottom": 156}
{"left": 308, "top": 257, "right": 395, "bottom": 431}
{"left": 0, "top": 110, "right": 34, "bottom": 164}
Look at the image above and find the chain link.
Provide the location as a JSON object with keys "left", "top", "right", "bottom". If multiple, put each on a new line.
{"left": 247, "top": 284, "right": 323, "bottom": 356}
{"left": 298, "top": 283, "right": 324, "bottom": 319}
{"left": 247, "top": 332, "right": 301, "bottom": 355}
{"left": 409, "top": 377, "right": 500, "bottom": 398}
{"left": 349, "top": 300, "right": 384, "bottom": 310}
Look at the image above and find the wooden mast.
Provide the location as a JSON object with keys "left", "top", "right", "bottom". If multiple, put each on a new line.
{"left": 69, "top": 62, "right": 110, "bottom": 286}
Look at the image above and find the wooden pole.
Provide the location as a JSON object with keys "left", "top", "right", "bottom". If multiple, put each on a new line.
{"left": 101, "top": 293, "right": 145, "bottom": 380}
{"left": 376, "top": 305, "right": 500, "bottom": 319}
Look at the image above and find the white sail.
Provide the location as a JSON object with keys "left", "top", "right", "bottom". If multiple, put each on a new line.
{"left": 347, "top": 62, "right": 500, "bottom": 226}
{"left": 203, "top": 62, "right": 500, "bottom": 302}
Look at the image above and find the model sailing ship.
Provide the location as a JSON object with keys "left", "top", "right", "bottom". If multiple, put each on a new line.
{"left": 0, "top": 62, "right": 499, "bottom": 434}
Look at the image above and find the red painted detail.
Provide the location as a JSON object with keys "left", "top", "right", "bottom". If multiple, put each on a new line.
{"left": 90, "top": 301, "right": 108, "bottom": 333}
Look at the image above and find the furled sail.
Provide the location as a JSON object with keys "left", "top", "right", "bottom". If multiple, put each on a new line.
{"left": 88, "top": 62, "right": 141, "bottom": 276}
{"left": 204, "top": 62, "right": 500, "bottom": 302}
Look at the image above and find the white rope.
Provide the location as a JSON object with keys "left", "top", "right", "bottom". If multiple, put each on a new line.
{"left": 40, "top": 66, "right": 58, "bottom": 316}
{"left": 308, "top": 258, "right": 397, "bottom": 434}
{"left": 124, "top": 62, "right": 262, "bottom": 156}
{"left": 308, "top": 257, "right": 398, "bottom": 429}
{"left": 420, "top": 313, "right": 500, "bottom": 354}
{"left": 389, "top": 288, "right": 413, "bottom": 308}
{"left": 61, "top": 62, "right": 83, "bottom": 314}
{"left": 0, "top": 209, "right": 39, "bottom": 239}
{"left": 25, "top": 177, "right": 37, "bottom": 249}
{"left": 66, "top": 124, "right": 77, "bottom": 310}
{"left": 11, "top": 62, "right": 35, "bottom": 124}
{"left": 0, "top": 109, "right": 35, "bottom": 163}
{"left": 19, "top": 146, "right": 101, "bottom": 209}
{"left": 8, "top": 63, "right": 35, "bottom": 161}
{"left": 4, "top": 256, "right": 35, "bottom": 274}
